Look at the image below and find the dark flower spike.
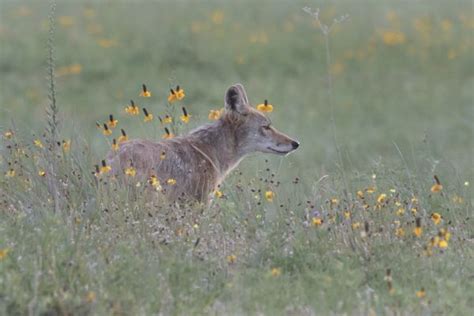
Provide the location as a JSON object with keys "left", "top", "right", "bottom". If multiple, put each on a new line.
{"left": 130, "top": 100, "right": 136, "bottom": 107}
{"left": 102, "top": 123, "right": 112, "bottom": 135}
{"left": 170, "top": 88, "right": 175, "bottom": 95}
{"left": 121, "top": 129, "right": 127, "bottom": 137}
{"left": 364, "top": 221, "right": 370, "bottom": 233}
{"left": 176, "top": 85, "right": 180, "bottom": 91}
{"left": 264, "top": 99, "right": 268, "bottom": 105}
{"left": 109, "top": 114, "right": 114, "bottom": 121}
{"left": 182, "top": 107, "right": 188, "bottom": 116}
{"left": 101, "top": 160, "right": 107, "bottom": 167}
{"left": 142, "top": 84, "right": 148, "bottom": 93}
{"left": 416, "top": 217, "right": 421, "bottom": 227}
{"left": 164, "top": 127, "right": 170, "bottom": 135}
{"left": 158, "top": 116, "right": 163, "bottom": 124}
{"left": 434, "top": 175, "right": 441, "bottom": 185}
{"left": 143, "top": 108, "right": 149, "bottom": 116}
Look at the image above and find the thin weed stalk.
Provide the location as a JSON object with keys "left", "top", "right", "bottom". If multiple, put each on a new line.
{"left": 303, "top": 7, "right": 350, "bottom": 197}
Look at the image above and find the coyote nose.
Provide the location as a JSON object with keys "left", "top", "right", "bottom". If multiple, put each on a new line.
{"left": 291, "top": 141, "right": 300, "bottom": 149}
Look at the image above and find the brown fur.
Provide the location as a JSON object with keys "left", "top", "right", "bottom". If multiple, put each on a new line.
{"left": 106, "top": 83, "right": 299, "bottom": 203}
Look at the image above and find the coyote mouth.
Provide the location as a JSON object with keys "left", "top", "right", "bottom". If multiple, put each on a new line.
{"left": 267, "top": 147, "right": 291, "bottom": 155}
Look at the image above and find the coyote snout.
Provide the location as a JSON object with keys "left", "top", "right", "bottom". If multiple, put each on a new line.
{"left": 107, "top": 83, "right": 300, "bottom": 203}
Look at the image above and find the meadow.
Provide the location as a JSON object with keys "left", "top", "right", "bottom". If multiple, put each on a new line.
{"left": 0, "top": 0, "right": 473, "bottom": 315}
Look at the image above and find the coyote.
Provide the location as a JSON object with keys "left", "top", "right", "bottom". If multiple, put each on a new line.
{"left": 107, "top": 83, "right": 299, "bottom": 203}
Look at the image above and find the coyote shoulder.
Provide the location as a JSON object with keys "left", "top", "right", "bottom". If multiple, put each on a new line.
{"left": 107, "top": 83, "right": 299, "bottom": 203}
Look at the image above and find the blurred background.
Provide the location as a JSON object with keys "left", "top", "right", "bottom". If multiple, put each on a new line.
{"left": 1, "top": 0, "right": 472, "bottom": 182}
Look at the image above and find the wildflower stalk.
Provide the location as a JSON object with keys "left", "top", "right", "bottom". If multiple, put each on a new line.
{"left": 46, "top": 0, "right": 59, "bottom": 144}
{"left": 45, "top": 0, "right": 61, "bottom": 214}
{"left": 303, "top": 7, "right": 350, "bottom": 196}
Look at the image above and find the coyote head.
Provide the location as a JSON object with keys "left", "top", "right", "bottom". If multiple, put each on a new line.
{"left": 223, "top": 83, "right": 299, "bottom": 156}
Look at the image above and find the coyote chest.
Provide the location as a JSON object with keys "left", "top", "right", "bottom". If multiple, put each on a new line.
{"left": 106, "top": 83, "right": 299, "bottom": 203}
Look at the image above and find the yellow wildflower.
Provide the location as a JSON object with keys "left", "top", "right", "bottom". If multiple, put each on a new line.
{"left": 100, "top": 160, "right": 111, "bottom": 174}
{"left": 38, "top": 170, "right": 46, "bottom": 177}
{"left": 125, "top": 166, "right": 136, "bottom": 177}
{"left": 430, "top": 236, "right": 440, "bottom": 248}
{"left": 149, "top": 175, "right": 161, "bottom": 190}
{"left": 439, "top": 228, "right": 451, "bottom": 241}
{"left": 125, "top": 100, "right": 140, "bottom": 115}
{"left": 85, "top": 291, "right": 96, "bottom": 303}
{"left": 227, "top": 254, "right": 237, "bottom": 264}
{"left": 211, "top": 10, "right": 224, "bottom": 24}
{"left": 356, "top": 190, "right": 364, "bottom": 199}
{"left": 396, "top": 208, "right": 405, "bottom": 216}
{"left": 6, "top": 169, "right": 15, "bottom": 177}
{"left": 256, "top": 99, "right": 273, "bottom": 113}
{"left": 4, "top": 130, "right": 13, "bottom": 139}
{"left": 441, "top": 19, "right": 453, "bottom": 32}
{"left": 62, "top": 140, "right": 71, "bottom": 152}
{"left": 140, "top": 84, "right": 151, "bottom": 97}
{"left": 452, "top": 195, "right": 464, "bottom": 204}
{"left": 112, "top": 139, "right": 119, "bottom": 151}
{"left": 330, "top": 198, "right": 339, "bottom": 206}
{"left": 162, "top": 115, "right": 173, "bottom": 124}
{"left": 430, "top": 184, "right": 442, "bottom": 193}
{"left": 102, "top": 123, "right": 112, "bottom": 136}
{"left": 439, "top": 239, "right": 448, "bottom": 249}
{"left": 0, "top": 248, "right": 10, "bottom": 260}
{"left": 118, "top": 129, "right": 128, "bottom": 144}
{"left": 416, "top": 288, "right": 426, "bottom": 299}
{"left": 431, "top": 213, "right": 442, "bottom": 225}
{"left": 180, "top": 107, "right": 191, "bottom": 124}
{"left": 108, "top": 114, "right": 118, "bottom": 128}
{"left": 351, "top": 222, "right": 361, "bottom": 229}
{"left": 377, "top": 193, "right": 387, "bottom": 204}
{"left": 143, "top": 108, "right": 154, "bottom": 122}
{"left": 344, "top": 211, "right": 351, "bottom": 219}
{"left": 162, "top": 127, "right": 174, "bottom": 139}
{"left": 271, "top": 267, "right": 281, "bottom": 277}
{"left": 97, "top": 38, "right": 117, "bottom": 48}
{"left": 395, "top": 227, "right": 405, "bottom": 237}
{"left": 329, "top": 62, "right": 345, "bottom": 76}
{"left": 168, "top": 85, "right": 185, "bottom": 103}
{"left": 381, "top": 30, "right": 406, "bottom": 46}
{"left": 430, "top": 175, "right": 442, "bottom": 193}
{"left": 265, "top": 190, "right": 274, "bottom": 202}
{"left": 208, "top": 109, "right": 222, "bottom": 120}
{"left": 34, "top": 139, "right": 43, "bottom": 148}
{"left": 214, "top": 190, "right": 223, "bottom": 198}
{"left": 366, "top": 186, "right": 376, "bottom": 194}
{"left": 312, "top": 217, "right": 323, "bottom": 227}
{"left": 167, "top": 178, "right": 177, "bottom": 185}
{"left": 413, "top": 217, "right": 422, "bottom": 237}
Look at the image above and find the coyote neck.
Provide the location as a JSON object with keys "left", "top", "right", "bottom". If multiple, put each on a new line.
{"left": 188, "top": 121, "right": 245, "bottom": 179}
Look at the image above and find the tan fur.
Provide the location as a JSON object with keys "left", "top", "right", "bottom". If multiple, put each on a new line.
{"left": 106, "top": 83, "right": 299, "bottom": 203}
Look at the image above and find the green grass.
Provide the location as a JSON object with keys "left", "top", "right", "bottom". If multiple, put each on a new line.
{"left": 1, "top": 0, "right": 473, "bottom": 314}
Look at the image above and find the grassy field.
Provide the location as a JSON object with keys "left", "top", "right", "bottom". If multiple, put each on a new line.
{"left": 1, "top": 0, "right": 473, "bottom": 315}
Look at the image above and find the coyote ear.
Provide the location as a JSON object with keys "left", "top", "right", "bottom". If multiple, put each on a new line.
{"left": 225, "top": 83, "right": 249, "bottom": 113}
